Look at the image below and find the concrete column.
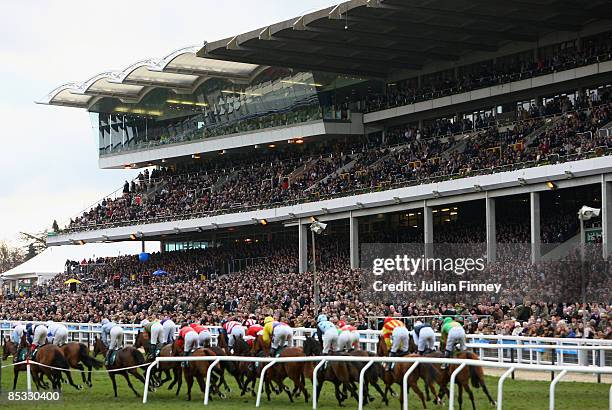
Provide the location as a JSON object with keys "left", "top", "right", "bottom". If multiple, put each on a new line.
{"left": 486, "top": 196, "right": 497, "bottom": 263}
{"left": 350, "top": 213, "right": 359, "bottom": 269}
{"left": 299, "top": 220, "right": 308, "bottom": 273}
{"left": 530, "top": 192, "right": 541, "bottom": 263}
{"left": 602, "top": 177, "right": 612, "bottom": 259}
{"left": 424, "top": 204, "right": 433, "bottom": 244}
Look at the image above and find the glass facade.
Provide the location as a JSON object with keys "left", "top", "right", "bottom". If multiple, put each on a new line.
{"left": 90, "top": 69, "right": 364, "bottom": 157}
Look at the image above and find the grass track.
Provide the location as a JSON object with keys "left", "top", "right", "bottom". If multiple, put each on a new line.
{"left": 0, "top": 358, "right": 609, "bottom": 409}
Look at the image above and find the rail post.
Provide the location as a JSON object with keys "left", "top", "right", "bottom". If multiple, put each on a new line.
{"left": 204, "top": 358, "right": 221, "bottom": 405}
{"left": 448, "top": 362, "right": 466, "bottom": 410}
{"left": 26, "top": 359, "right": 32, "bottom": 393}
{"left": 256, "top": 359, "right": 277, "bottom": 408}
{"left": 312, "top": 359, "right": 327, "bottom": 410}
{"left": 358, "top": 360, "right": 374, "bottom": 410}
{"left": 496, "top": 366, "right": 514, "bottom": 410}
{"left": 142, "top": 359, "right": 158, "bottom": 404}
{"left": 402, "top": 361, "right": 420, "bottom": 410}
{"left": 549, "top": 369, "right": 567, "bottom": 410}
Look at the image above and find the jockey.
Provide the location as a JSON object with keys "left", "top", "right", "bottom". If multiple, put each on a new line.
{"left": 190, "top": 323, "right": 211, "bottom": 348}
{"left": 101, "top": 318, "right": 124, "bottom": 365}
{"left": 31, "top": 323, "right": 49, "bottom": 351}
{"left": 46, "top": 321, "right": 69, "bottom": 346}
{"left": 161, "top": 317, "right": 176, "bottom": 344}
{"left": 337, "top": 320, "right": 360, "bottom": 351}
{"left": 141, "top": 318, "right": 164, "bottom": 358}
{"left": 412, "top": 320, "right": 435, "bottom": 355}
{"left": 316, "top": 314, "right": 338, "bottom": 354}
{"left": 222, "top": 319, "right": 246, "bottom": 351}
{"left": 25, "top": 323, "right": 35, "bottom": 344}
{"left": 262, "top": 316, "right": 292, "bottom": 356}
{"left": 440, "top": 317, "right": 467, "bottom": 369}
{"left": 245, "top": 322, "right": 264, "bottom": 346}
{"left": 11, "top": 322, "right": 26, "bottom": 345}
{"left": 382, "top": 317, "right": 410, "bottom": 357}
{"left": 178, "top": 325, "right": 199, "bottom": 355}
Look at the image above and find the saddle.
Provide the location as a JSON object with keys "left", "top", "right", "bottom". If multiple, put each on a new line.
{"left": 16, "top": 348, "right": 28, "bottom": 363}
{"left": 30, "top": 346, "right": 40, "bottom": 360}
{"left": 106, "top": 350, "right": 118, "bottom": 366}
{"left": 273, "top": 346, "right": 286, "bottom": 357}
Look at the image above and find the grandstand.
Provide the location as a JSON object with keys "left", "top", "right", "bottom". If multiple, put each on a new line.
{"left": 33, "top": 0, "right": 610, "bottom": 276}
{"left": 1, "top": 1, "right": 612, "bottom": 408}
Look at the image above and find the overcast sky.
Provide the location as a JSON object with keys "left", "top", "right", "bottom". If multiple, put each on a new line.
{"left": 0, "top": 0, "right": 339, "bottom": 252}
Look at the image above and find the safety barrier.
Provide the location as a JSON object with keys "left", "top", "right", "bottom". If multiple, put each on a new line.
{"left": 141, "top": 354, "right": 612, "bottom": 410}
{"left": 2, "top": 320, "right": 610, "bottom": 370}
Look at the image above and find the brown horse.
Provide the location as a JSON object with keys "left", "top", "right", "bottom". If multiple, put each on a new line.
{"left": 377, "top": 335, "right": 434, "bottom": 409}
{"left": 2, "top": 337, "right": 32, "bottom": 390}
{"left": 428, "top": 350, "right": 496, "bottom": 410}
{"left": 59, "top": 342, "right": 103, "bottom": 387}
{"left": 303, "top": 335, "right": 357, "bottom": 406}
{"left": 252, "top": 334, "right": 310, "bottom": 403}
{"left": 93, "top": 336, "right": 149, "bottom": 397}
{"left": 182, "top": 347, "right": 224, "bottom": 401}
{"left": 30, "top": 343, "right": 83, "bottom": 392}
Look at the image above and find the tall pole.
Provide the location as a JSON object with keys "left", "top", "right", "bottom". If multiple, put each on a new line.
{"left": 311, "top": 229, "right": 319, "bottom": 314}
{"left": 579, "top": 216, "right": 588, "bottom": 365}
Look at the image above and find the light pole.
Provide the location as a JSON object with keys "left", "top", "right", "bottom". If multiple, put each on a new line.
{"left": 309, "top": 219, "right": 327, "bottom": 314}
{"left": 577, "top": 205, "right": 600, "bottom": 365}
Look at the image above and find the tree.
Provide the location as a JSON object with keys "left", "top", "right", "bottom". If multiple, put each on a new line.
{"left": 52, "top": 220, "right": 59, "bottom": 233}
{"left": 19, "top": 231, "right": 47, "bottom": 262}
{"left": 0, "top": 241, "right": 23, "bottom": 273}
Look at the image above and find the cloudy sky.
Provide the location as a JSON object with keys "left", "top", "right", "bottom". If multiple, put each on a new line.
{"left": 0, "top": 0, "right": 338, "bottom": 251}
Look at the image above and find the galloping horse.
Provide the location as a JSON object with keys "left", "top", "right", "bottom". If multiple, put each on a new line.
{"left": 182, "top": 347, "right": 224, "bottom": 401}
{"left": 30, "top": 341, "right": 83, "bottom": 392}
{"left": 93, "top": 336, "right": 149, "bottom": 397}
{"left": 60, "top": 342, "right": 103, "bottom": 387}
{"left": 3, "top": 337, "right": 31, "bottom": 390}
{"left": 252, "top": 334, "right": 310, "bottom": 403}
{"left": 303, "top": 335, "right": 357, "bottom": 406}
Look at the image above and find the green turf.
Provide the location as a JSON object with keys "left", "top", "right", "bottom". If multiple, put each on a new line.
{"left": 0, "top": 358, "right": 609, "bottom": 409}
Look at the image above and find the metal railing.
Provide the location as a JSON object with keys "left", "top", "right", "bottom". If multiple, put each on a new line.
{"left": 140, "top": 354, "right": 612, "bottom": 410}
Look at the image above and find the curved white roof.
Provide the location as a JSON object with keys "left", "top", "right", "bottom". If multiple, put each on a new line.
{"left": 39, "top": 44, "right": 264, "bottom": 109}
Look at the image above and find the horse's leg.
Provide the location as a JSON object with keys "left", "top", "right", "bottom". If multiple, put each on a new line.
{"left": 409, "top": 378, "right": 427, "bottom": 409}
{"left": 74, "top": 363, "right": 88, "bottom": 386}
{"left": 195, "top": 375, "right": 207, "bottom": 400}
{"left": 122, "top": 372, "right": 140, "bottom": 398}
{"left": 12, "top": 368, "right": 19, "bottom": 391}
{"left": 185, "top": 369, "right": 194, "bottom": 401}
{"left": 63, "top": 369, "right": 83, "bottom": 390}
{"left": 109, "top": 372, "right": 118, "bottom": 398}
{"left": 265, "top": 377, "right": 272, "bottom": 401}
{"left": 480, "top": 378, "right": 496, "bottom": 406}
{"left": 370, "top": 380, "right": 388, "bottom": 406}
{"left": 457, "top": 384, "right": 463, "bottom": 410}
{"left": 174, "top": 366, "right": 183, "bottom": 396}
{"left": 463, "top": 383, "right": 476, "bottom": 410}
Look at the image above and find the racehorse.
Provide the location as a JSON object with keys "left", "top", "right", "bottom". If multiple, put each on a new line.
{"left": 3, "top": 337, "right": 33, "bottom": 390}
{"left": 428, "top": 350, "right": 496, "bottom": 410}
{"left": 376, "top": 335, "right": 433, "bottom": 409}
{"left": 60, "top": 342, "right": 103, "bottom": 387}
{"left": 303, "top": 335, "right": 357, "bottom": 406}
{"left": 182, "top": 347, "right": 224, "bottom": 401}
{"left": 252, "top": 334, "right": 310, "bottom": 403}
{"left": 93, "top": 336, "right": 149, "bottom": 397}
{"left": 30, "top": 341, "right": 83, "bottom": 392}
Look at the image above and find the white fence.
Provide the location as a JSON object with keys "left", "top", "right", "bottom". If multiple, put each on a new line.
{"left": 140, "top": 354, "right": 612, "bottom": 410}
{"left": 2, "top": 320, "right": 611, "bottom": 370}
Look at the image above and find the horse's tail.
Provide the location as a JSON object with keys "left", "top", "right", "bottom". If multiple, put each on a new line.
{"left": 132, "top": 348, "right": 146, "bottom": 366}
{"left": 79, "top": 344, "right": 103, "bottom": 369}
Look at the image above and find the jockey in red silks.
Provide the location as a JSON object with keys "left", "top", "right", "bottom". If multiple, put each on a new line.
{"left": 190, "top": 322, "right": 212, "bottom": 347}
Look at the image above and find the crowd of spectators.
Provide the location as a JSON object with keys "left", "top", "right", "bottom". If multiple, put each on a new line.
{"left": 66, "top": 92, "right": 612, "bottom": 232}
{"left": 1, "top": 238, "right": 610, "bottom": 340}
{"left": 360, "top": 32, "right": 612, "bottom": 113}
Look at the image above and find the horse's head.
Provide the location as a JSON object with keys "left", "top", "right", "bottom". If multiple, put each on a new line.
{"left": 376, "top": 336, "right": 388, "bottom": 356}
{"left": 216, "top": 331, "right": 228, "bottom": 349}
{"left": 134, "top": 330, "right": 149, "bottom": 349}
{"left": 233, "top": 336, "right": 250, "bottom": 356}
{"left": 252, "top": 335, "right": 270, "bottom": 356}
{"left": 303, "top": 335, "right": 321, "bottom": 356}
{"left": 18, "top": 333, "right": 29, "bottom": 350}
{"left": 2, "top": 337, "right": 16, "bottom": 360}
{"left": 93, "top": 336, "right": 106, "bottom": 357}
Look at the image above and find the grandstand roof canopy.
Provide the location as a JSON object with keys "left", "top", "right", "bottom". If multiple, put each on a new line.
{"left": 41, "top": 0, "right": 612, "bottom": 108}
{"left": 201, "top": 0, "right": 612, "bottom": 77}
